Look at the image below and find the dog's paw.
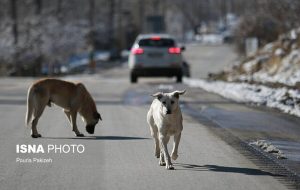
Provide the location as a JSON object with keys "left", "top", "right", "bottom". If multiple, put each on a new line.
{"left": 155, "top": 152, "right": 160, "bottom": 158}
{"left": 159, "top": 161, "right": 166, "bottom": 166}
{"left": 166, "top": 164, "right": 174, "bottom": 170}
{"left": 171, "top": 153, "right": 178, "bottom": 160}
{"left": 76, "top": 133, "right": 85, "bottom": 137}
{"left": 31, "top": 134, "right": 42, "bottom": 138}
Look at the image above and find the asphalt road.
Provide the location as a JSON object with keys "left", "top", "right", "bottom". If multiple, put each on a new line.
{"left": 0, "top": 44, "right": 295, "bottom": 190}
{"left": 183, "top": 43, "right": 238, "bottom": 79}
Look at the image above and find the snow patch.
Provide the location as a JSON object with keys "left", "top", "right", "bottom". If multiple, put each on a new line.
{"left": 249, "top": 140, "right": 287, "bottom": 159}
{"left": 249, "top": 49, "right": 300, "bottom": 86}
{"left": 243, "top": 59, "right": 257, "bottom": 73}
{"left": 184, "top": 78, "right": 300, "bottom": 117}
{"left": 274, "top": 48, "right": 284, "bottom": 56}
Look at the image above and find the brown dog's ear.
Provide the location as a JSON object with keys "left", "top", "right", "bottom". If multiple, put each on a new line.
{"left": 94, "top": 112, "right": 102, "bottom": 120}
{"left": 151, "top": 92, "right": 163, "bottom": 100}
{"left": 173, "top": 90, "right": 186, "bottom": 98}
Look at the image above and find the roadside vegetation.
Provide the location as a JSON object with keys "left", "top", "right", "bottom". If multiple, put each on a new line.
{"left": 1, "top": 0, "right": 300, "bottom": 76}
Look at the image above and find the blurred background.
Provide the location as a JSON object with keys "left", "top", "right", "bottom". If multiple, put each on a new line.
{"left": 0, "top": 0, "right": 300, "bottom": 76}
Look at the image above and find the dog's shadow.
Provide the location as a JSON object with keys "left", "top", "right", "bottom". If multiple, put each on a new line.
{"left": 43, "top": 135, "right": 150, "bottom": 141}
{"left": 174, "top": 163, "right": 283, "bottom": 177}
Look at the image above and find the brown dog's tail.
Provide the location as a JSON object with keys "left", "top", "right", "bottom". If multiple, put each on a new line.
{"left": 25, "top": 86, "right": 34, "bottom": 127}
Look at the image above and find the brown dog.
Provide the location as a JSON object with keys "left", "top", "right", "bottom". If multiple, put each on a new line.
{"left": 25, "top": 78, "right": 102, "bottom": 138}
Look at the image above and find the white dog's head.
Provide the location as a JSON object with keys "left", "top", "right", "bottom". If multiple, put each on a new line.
{"left": 152, "top": 90, "right": 186, "bottom": 115}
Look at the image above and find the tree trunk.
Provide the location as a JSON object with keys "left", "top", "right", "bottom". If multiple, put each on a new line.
{"left": 89, "top": 0, "right": 95, "bottom": 28}
{"left": 11, "top": 0, "right": 18, "bottom": 45}
{"left": 138, "top": 0, "right": 145, "bottom": 33}
{"left": 108, "top": 0, "right": 115, "bottom": 47}
{"left": 35, "top": 0, "right": 42, "bottom": 15}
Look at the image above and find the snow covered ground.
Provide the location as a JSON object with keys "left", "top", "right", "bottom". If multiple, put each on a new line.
{"left": 184, "top": 78, "right": 300, "bottom": 117}
{"left": 199, "top": 28, "right": 300, "bottom": 118}
{"left": 249, "top": 140, "right": 287, "bottom": 159}
{"left": 213, "top": 28, "right": 300, "bottom": 87}
{"left": 233, "top": 48, "right": 300, "bottom": 86}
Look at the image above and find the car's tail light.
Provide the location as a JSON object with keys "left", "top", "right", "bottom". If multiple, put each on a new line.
{"left": 168, "top": 47, "right": 181, "bottom": 54}
{"left": 151, "top": 36, "right": 161, "bottom": 40}
{"left": 132, "top": 48, "right": 144, "bottom": 55}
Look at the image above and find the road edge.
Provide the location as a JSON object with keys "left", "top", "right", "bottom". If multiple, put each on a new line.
{"left": 182, "top": 102, "right": 300, "bottom": 190}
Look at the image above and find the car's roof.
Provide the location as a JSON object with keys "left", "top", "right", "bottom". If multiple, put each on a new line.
{"left": 136, "top": 34, "right": 174, "bottom": 40}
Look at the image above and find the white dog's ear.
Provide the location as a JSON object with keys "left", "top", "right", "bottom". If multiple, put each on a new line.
{"left": 173, "top": 90, "right": 186, "bottom": 98}
{"left": 152, "top": 92, "right": 163, "bottom": 99}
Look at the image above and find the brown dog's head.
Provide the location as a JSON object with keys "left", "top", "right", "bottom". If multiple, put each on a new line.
{"left": 85, "top": 112, "right": 102, "bottom": 134}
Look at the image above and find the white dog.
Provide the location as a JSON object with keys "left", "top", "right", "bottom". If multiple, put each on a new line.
{"left": 147, "top": 90, "right": 186, "bottom": 170}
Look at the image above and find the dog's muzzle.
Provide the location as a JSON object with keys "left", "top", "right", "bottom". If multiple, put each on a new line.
{"left": 166, "top": 110, "right": 172, "bottom": 114}
{"left": 86, "top": 124, "right": 95, "bottom": 134}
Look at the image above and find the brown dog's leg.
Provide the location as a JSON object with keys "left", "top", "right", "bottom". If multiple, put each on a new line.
{"left": 70, "top": 112, "right": 84, "bottom": 137}
{"left": 31, "top": 118, "right": 42, "bottom": 138}
{"left": 64, "top": 110, "right": 72, "bottom": 126}
{"left": 31, "top": 104, "right": 46, "bottom": 138}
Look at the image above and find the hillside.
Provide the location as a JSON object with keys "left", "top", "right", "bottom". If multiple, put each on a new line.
{"left": 211, "top": 27, "right": 300, "bottom": 88}
{"left": 184, "top": 28, "right": 300, "bottom": 118}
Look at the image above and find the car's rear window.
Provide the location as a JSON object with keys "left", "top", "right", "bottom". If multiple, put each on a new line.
{"left": 138, "top": 38, "right": 175, "bottom": 47}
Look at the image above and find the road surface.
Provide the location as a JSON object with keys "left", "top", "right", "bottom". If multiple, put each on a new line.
{"left": 0, "top": 44, "right": 297, "bottom": 190}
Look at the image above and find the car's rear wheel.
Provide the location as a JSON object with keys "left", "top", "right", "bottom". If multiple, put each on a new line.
{"left": 176, "top": 75, "right": 182, "bottom": 83}
{"left": 130, "top": 73, "right": 138, "bottom": 83}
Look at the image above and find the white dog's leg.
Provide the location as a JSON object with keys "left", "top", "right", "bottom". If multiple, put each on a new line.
{"left": 159, "top": 149, "right": 165, "bottom": 166}
{"left": 158, "top": 135, "right": 169, "bottom": 166}
{"left": 148, "top": 111, "right": 160, "bottom": 158}
{"left": 154, "top": 135, "right": 160, "bottom": 158}
{"left": 171, "top": 132, "right": 181, "bottom": 160}
{"left": 150, "top": 126, "right": 160, "bottom": 158}
{"left": 159, "top": 134, "right": 173, "bottom": 170}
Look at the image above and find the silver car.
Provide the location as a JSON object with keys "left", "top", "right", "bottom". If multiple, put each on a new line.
{"left": 128, "top": 34, "right": 185, "bottom": 83}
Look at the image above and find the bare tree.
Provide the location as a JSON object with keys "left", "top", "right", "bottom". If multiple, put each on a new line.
{"left": 10, "top": 0, "right": 18, "bottom": 45}
{"left": 35, "top": 0, "right": 42, "bottom": 15}
{"left": 88, "top": 0, "right": 95, "bottom": 28}
{"left": 108, "top": 0, "right": 115, "bottom": 45}
{"left": 234, "top": 0, "right": 300, "bottom": 54}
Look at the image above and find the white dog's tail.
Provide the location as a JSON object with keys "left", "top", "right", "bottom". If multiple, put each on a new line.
{"left": 25, "top": 87, "right": 34, "bottom": 127}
